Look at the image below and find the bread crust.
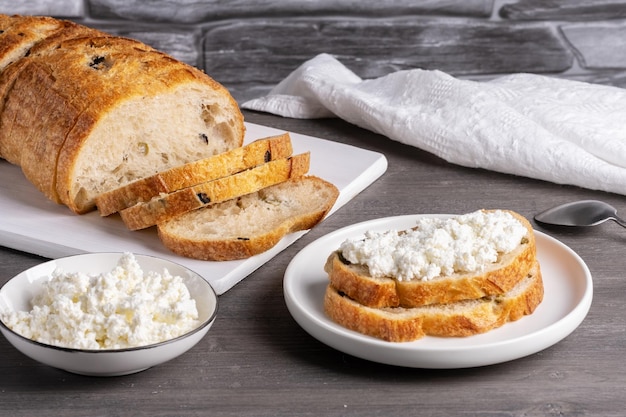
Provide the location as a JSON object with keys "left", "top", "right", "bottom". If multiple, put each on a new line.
{"left": 157, "top": 176, "right": 339, "bottom": 261}
{"left": 325, "top": 210, "right": 537, "bottom": 308}
{"left": 0, "top": 15, "right": 64, "bottom": 71}
{"left": 324, "top": 261, "right": 544, "bottom": 342}
{"left": 120, "top": 152, "right": 311, "bottom": 230}
{"left": 96, "top": 133, "right": 293, "bottom": 216}
{"left": 0, "top": 15, "right": 103, "bottom": 165}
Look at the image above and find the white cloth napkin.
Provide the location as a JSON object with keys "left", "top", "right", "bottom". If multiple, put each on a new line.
{"left": 242, "top": 53, "right": 626, "bottom": 195}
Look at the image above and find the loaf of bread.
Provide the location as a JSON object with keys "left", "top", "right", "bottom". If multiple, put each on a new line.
{"left": 158, "top": 176, "right": 339, "bottom": 261}
{"left": 96, "top": 133, "right": 293, "bottom": 216}
{"left": 0, "top": 14, "right": 244, "bottom": 214}
{"left": 324, "top": 261, "right": 543, "bottom": 342}
{"left": 0, "top": 15, "right": 339, "bottom": 262}
{"left": 325, "top": 210, "right": 536, "bottom": 308}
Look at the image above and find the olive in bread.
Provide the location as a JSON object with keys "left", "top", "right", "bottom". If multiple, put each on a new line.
{"left": 325, "top": 210, "right": 536, "bottom": 308}
{"left": 96, "top": 133, "right": 294, "bottom": 216}
{"left": 119, "top": 153, "right": 311, "bottom": 230}
{"left": 157, "top": 176, "right": 339, "bottom": 261}
{"left": 324, "top": 261, "right": 543, "bottom": 342}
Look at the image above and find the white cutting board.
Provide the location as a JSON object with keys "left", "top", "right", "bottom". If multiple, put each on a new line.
{"left": 0, "top": 122, "right": 387, "bottom": 294}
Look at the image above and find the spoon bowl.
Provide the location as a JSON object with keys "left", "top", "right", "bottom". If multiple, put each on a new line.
{"left": 534, "top": 200, "right": 626, "bottom": 228}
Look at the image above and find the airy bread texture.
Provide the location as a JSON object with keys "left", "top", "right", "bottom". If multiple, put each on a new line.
{"left": 158, "top": 176, "right": 339, "bottom": 261}
{"left": 0, "top": 15, "right": 244, "bottom": 214}
{"left": 119, "top": 153, "right": 311, "bottom": 230}
{"left": 324, "top": 261, "right": 543, "bottom": 342}
{"left": 325, "top": 210, "right": 536, "bottom": 308}
{"left": 96, "top": 133, "right": 293, "bottom": 216}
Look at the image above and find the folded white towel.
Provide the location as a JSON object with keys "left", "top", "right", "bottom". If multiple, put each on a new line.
{"left": 243, "top": 53, "right": 626, "bottom": 195}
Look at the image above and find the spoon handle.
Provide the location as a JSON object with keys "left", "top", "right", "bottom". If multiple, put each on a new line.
{"left": 611, "top": 216, "right": 626, "bottom": 229}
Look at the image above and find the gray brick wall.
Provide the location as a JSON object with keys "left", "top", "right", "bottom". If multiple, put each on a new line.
{"left": 1, "top": 0, "right": 624, "bottom": 103}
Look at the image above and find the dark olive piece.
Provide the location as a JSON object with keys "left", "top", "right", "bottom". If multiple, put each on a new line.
{"left": 89, "top": 55, "right": 106, "bottom": 69}
{"left": 197, "top": 192, "right": 211, "bottom": 204}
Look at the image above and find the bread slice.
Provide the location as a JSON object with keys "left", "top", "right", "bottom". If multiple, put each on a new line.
{"left": 0, "top": 15, "right": 65, "bottom": 72}
{"left": 324, "top": 261, "right": 543, "bottom": 342}
{"left": 157, "top": 176, "right": 339, "bottom": 261}
{"left": 325, "top": 210, "right": 536, "bottom": 308}
{"left": 0, "top": 15, "right": 53, "bottom": 69}
{"left": 0, "top": 19, "right": 244, "bottom": 213}
{"left": 119, "top": 153, "right": 311, "bottom": 230}
{"left": 96, "top": 133, "right": 293, "bottom": 216}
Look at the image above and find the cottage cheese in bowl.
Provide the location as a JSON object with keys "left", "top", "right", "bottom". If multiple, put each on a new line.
{"left": 0, "top": 252, "right": 218, "bottom": 376}
{"left": 2, "top": 253, "right": 199, "bottom": 350}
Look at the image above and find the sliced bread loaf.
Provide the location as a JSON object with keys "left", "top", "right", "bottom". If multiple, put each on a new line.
{"left": 324, "top": 261, "right": 543, "bottom": 342}
{"left": 325, "top": 210, "right": 536, "bottom": 308}
{"left": 119, "top": 152, "right": 311, "bottom": 230}
{"left": 157, "top": 176, "right": 340, "bottom": 261}
{"left": 96, "top": 133, "right": 293, "bottom": 216}
{"left": 0, "top": 16, "right": 244, "bottom": 214}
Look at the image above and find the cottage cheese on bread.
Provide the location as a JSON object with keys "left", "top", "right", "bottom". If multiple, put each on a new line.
{"left": 1, "top": 253, "right": 198, "bottom": 350}
{"left": 339, "top": 210, "right": 529, "bottom": 281}
{"left": 324, "top": 210, "right": 543, "bottom": 340}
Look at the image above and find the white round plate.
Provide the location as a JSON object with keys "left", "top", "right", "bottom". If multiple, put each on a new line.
{"left": 284, "top": 214, "right": 593, "bottom": 368}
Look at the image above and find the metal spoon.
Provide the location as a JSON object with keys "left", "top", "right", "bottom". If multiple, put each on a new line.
{"left": 534, "top": 200, "right": 626, "bottom": 228}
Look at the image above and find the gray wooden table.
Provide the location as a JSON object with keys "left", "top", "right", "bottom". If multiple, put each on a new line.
{"left": 1, "top": 110, "right": 625, "bottom": 417}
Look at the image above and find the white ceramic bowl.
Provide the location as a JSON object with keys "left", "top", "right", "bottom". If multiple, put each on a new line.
{"left": 0, "top": 253, "right": 218, "bottom": 376}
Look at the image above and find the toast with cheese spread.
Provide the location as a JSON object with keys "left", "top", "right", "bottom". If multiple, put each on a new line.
{"left": 325, "top": 210, "right": 536, "bottom": 308}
